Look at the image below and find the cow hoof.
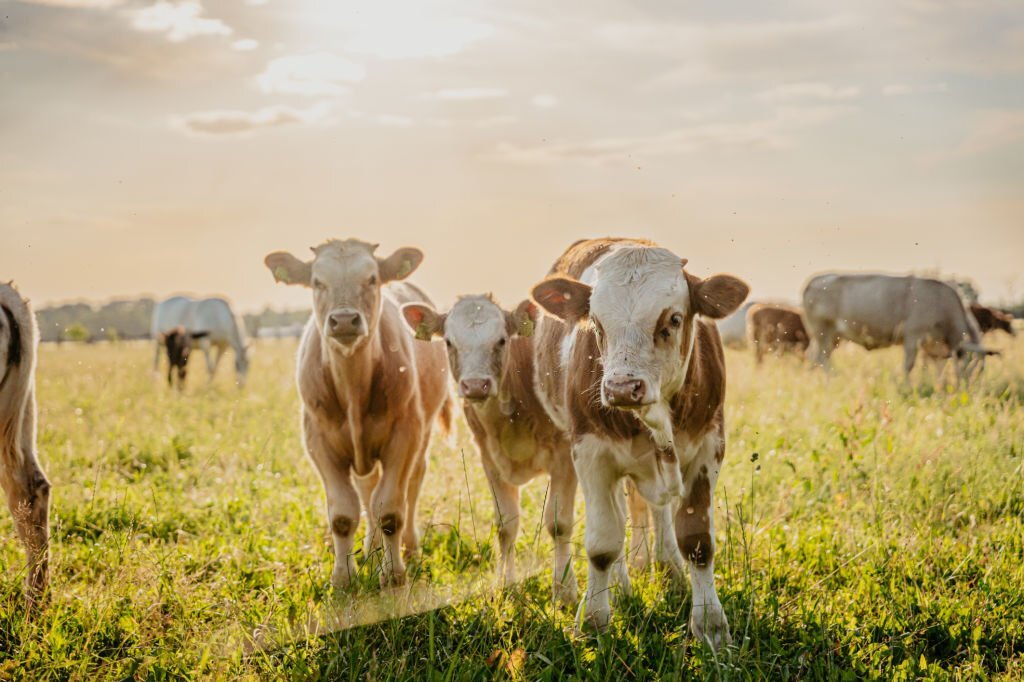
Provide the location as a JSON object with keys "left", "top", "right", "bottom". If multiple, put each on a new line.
{"left": 380, "top": 569, "right": 407, "bottom": 588}
{"left": 552, "top": 575, "right": 578, "bottom": 607}
{"left": 690, "top": 603, "right": 732, "bottom": 651}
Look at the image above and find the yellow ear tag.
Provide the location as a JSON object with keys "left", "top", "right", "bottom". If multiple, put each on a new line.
{"left": 415, "top": 323, "right": 432, "bottom": 341}
{"left": 519, "top": 318, "right": 535, "bottom": 338}
{"left": 274, "top": 266, "right": 291, "bottom": 283}
{"left": 398, "top": 260, "right": 413, "bottom": 279}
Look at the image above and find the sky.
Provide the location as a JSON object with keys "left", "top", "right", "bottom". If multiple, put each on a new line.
{"left": 2, "top": 0, "right": 1022, "bottom": 313}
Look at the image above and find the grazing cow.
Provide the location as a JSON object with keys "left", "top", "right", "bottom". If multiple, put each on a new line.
{"left": 0, "top": 283, "right": 51, "bottom": 608}
{"left": 715, "top": 300, "right": 755, "bottom": 349}
{"left": 160, "top": 327, "right": 210, "bottom": 389}
{"left": 152, "top": 296, "right": 251, "bottom": 386}
{"left": 803, "top": 274, "right": 996, "bottom": 383}
{"left": 970, "top": 304, "right": 1015, "bottom": 337}
{"left": 746, "top": 303, "right": 809, "bottom": 364}
{"left": 265, "top": 239, "right": 452, "bottom": 588}
{"left": 401, "top": 295, "right": 579, "bottom": 603}
{"left": 530, "top": 238, "right": 748, "bottom": 649}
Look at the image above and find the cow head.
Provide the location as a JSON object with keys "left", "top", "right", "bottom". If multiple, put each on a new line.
{"left": 264, "top": 240, "right": 423, "bottom": 356}
{"left": 532, "top": 246, "right": 748, "bottom": 445}
{"left": 402, "top": 295, "right": 538, "bottom": 402}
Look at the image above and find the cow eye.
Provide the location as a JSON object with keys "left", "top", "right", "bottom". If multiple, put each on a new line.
{"left": 497, "top": 337, "right": 507, "bottom": 348}
{"left": 368, "top": 275, "right": 377, "bottom": 286}
{"left": 670, "top": 313, "right": 683, "bottom": 328}
{"left": 312, "top": 278, "right": 325, "bottom": 290}
{"left": 445, "top": 338, "right": 452, "bottom": 348}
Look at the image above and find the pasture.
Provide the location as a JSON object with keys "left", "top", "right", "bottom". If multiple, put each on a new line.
{"left": 1, "top": 338, "right": 1022, "bottom": 680}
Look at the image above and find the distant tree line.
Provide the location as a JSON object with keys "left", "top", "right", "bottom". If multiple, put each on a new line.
{"left": 34, "top": 297, "right": 310, "bottom": 343}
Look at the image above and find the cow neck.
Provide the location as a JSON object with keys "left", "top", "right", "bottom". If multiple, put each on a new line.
{"left": 322, "top": 331, "right": 383, "bottom": 477}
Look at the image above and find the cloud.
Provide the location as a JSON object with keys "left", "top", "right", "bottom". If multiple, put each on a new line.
{"left": 431, "top": 87, "right": 508, "bottom": 101}
{"left": 492, "top": 105, "right": 854, "bottom": 165}
{"left": 231, "top": 38, "right": 258, "bottom": 52}
{"left": 531, "top": 94, "right": 558, "bottom": 108}
{"left": 257, "top": 52, "right": 365, "bottom": 96}
{"left": 131, "top": 1, "right": 232, "bottom": 43}
{"left": 17, "top": 0, "right": 123, "bottom": 7}
{"left": 758, "top": 82, "right": 860, "bottom": 101}
{"left": 376, "top": 114, "right": 414, "bottom": 127}
{"left": 956, "top": 109, "right": 1024, "bottom": 157}
{"left": 475, "top": 115, "right": 516, "bottom": 128}
{"left": 340, "top": 7, "right": 493, "bottom": 60}
{"left": 881, "top": 82, "right": 948, "bottom": 95}
{"left": 171, "top": 104, "right": 331, "bottom": 136}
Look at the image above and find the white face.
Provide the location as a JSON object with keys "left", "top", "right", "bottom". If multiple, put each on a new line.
{"left": 310, "top": 244, "right": 383, "bottom": 354}
{"left": 443, "top": 296, "right": 509, "bottom": 400}
{"left": 587, "top": 247, "right": 692, "bottom": 409}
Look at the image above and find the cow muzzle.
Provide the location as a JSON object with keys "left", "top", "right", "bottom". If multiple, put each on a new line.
{"left": 602, "top": 375, "right": 651, "bottom": 408}
{"left": 326, "top": 309, "right": 366, "bottom": 345}
{"left": 459, "top": 377, "right": 494, "bottom": 401}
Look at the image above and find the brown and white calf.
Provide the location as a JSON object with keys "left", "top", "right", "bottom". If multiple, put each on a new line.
{"left": 265, "top": 240, "right": 452, "bottom": 588}
{"left": 530, "top": 238, "right": 748, "bottom": 649}
{"left": 401, "top": 295, "right": 579, "bottom": 604}
{"left": 0, "top": 283, "right": 51, "bottom": 608}
{"left": 746, "top": 303, "right": 809, "bottom": 364}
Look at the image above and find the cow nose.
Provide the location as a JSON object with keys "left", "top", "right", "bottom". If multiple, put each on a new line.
{"left": 327, "top": 310, "right": 364, "bottom": 339}
{"left": 603, "top": 376, "right": 648, "bottom": 407}
{"left": 459, "top": 377, "right": 493, "bottom": 400}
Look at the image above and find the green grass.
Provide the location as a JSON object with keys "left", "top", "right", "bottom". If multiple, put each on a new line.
{"left": 1, "top": 337, "right": 1022, "bottom": 680}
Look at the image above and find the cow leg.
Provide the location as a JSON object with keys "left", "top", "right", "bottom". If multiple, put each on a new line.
{"left": 902, "top": 338, "right": 919, "bottom": 382}
{"left": 402, "top": 447, "right": 427, "bottom": 560}
{"left": 199, "top": 338, "right": 215, "bottom": 381}
{"left": 209, "top": 344, "right": 226, "bottom": 381}
{"left": 544, "top": 452, "right": 578, "bottom": 605}
{"left": 369, "top": 428, "right": 419, "bottom": 586}
{"left": 354, "top": 465, "right": 380, "bottom": 558}
{"left": 303, "top": 424, "right": 360, "bottom": 589}
{"left": 2, "top": 391, "right": 51, "bottom": 608}
{"left": 625, "top": 478, "right": 652, "bottom": 571}
{"left": 574, "top": 436, "right": 626, "bottom": 631}
{"left": 482, "top": 453, "right": 519, "bottom": 585}
{"left": 153, "top": 340, "right": 161, "bottom": 372}
{"left": 652, "top": 502, "right": 685, "bottom": 580}
{"left": 810, "top": 327, "right": 835, "bottom": 369}
{"left": 676, "top": 449, "right": 731, "bottom": 650}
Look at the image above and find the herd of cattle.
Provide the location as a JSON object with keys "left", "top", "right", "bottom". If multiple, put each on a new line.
{"left": 0, "top": 237, "right": 1017, "bottom": 650}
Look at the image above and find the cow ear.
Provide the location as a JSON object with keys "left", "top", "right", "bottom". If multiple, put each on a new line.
{"left": 531, "top": 276, "right": 592, "bottom": 321}
{"left": 692, "top": 274, "right": 749, "bottom": 319}
{"left": 378, "top": 247, "right": 424, "bottom": 282}
{"left": 506, "top": 299, "right": 539, "bottom": 337}
{"left": 265, "top": 251, "right": 312, "bottom": 287}
{"left": 402, "top": 303, "right": 445, "bottom": 341}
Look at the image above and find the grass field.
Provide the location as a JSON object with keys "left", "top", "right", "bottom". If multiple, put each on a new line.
{"left": 1, "top": 335, "right": 1022, "bottom": 680}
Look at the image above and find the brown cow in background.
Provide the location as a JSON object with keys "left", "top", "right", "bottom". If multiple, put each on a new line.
{"left": 746, "top": 303, "right": 809, "bottom": 364}
{"left": 970, "top": 304, "right": 1015, "bottom": 337}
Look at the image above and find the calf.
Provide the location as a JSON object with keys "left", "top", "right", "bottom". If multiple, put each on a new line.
{"left": 265, "top": 239, "right": 452, "bottom": 588}
{"left": 970, "top": 304, "right": 1015, "bottom": 337}
{"left": 0, "top": 283, "right": 51, "bottom": 608}
{"left": 531, "top": 238, "right": 748, "bottom": 649}
{"left": 746, "top": 303, "right": 809, "bottom": 364}
{"left": 402, "top": 295, "right": 578, "bottom": 604}
{"left": 161, "top": 327, "right": 209, "bottom": 389}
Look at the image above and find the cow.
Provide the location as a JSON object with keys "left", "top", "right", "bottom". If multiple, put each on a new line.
{"left": 970, "top": 304, "right": 1015, "bottom": 337}
{"left": 160, "top": 326, "right": 210, "bottom": 389}
{"left": 152, "top": 296, "right": 251, "bottom": 387}
{"left": 0, "top": 283, "right": 51, "bottom": 608}
{"left": 401, "top": 294, "right": 579, "bottom": 604}
{"left": 715, "top": 300, "right": 755, "bottom": 349}
{"left": 264, "top": 239, "right": 452, "bottom": 588}
{"left": 746, "top": 303, "right": 809, "bottom": 364}
{"left": 530, "top": 238, "right": 748, "bottom": 649}
{"left": 802, "top": 274, "right": 996, "bottom": 384}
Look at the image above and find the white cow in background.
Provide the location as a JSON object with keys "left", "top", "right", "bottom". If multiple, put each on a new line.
{"left": 151, "top": 296, "right": 250, "bottom": 386}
